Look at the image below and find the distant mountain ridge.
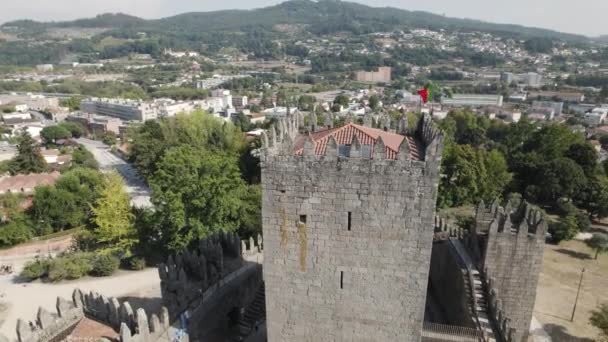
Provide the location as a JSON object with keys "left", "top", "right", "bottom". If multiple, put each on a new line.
{"left": 1, "top": 0, "right": 589, "bottom": 41}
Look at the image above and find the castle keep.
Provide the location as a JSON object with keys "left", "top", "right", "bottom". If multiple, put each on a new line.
{"left": 260, "top": 113, "right": 444, "bottom": 341}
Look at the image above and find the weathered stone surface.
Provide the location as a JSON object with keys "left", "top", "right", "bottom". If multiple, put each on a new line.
{"left": 36, "top": 307, "right": 54, "bottom": 329}
{"left": 477, "top": 201, "right": 546, "bottom": 342}
{"left": 261, "top": 114, "right": 443, "bottom": 341}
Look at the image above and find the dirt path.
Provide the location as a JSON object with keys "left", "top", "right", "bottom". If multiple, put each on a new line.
{"left": 0, "top": 235, "right": 73, "bottom": 258}
{"left": 0, "top": 268, "right": 161, "bottom": 340}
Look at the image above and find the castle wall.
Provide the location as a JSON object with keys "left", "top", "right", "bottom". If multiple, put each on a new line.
{"left": 262, "top": 143, "right": 442, "bottom": 341}
{"left": 428, "top": 242, "right": 474, "bottom": 328}
{"left": 158, "top": 234, "right": 264, "bottom": 339}
{"left": 15, "top": 289, "right": 175, "bottom": 342}
{"left": 480, "top": 203, "right": 546, "bottom": 342}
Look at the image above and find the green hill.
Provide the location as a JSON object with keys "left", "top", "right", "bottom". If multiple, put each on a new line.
{"left": 1, "top": 0, "right": 588, "bottom": 41}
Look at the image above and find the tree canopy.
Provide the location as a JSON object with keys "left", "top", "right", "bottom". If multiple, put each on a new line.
{"left": 10, "top": 131, "right": 47, "bottom": 175}
{"left": 149, "top": 146, "right": 247, "bottom": 252}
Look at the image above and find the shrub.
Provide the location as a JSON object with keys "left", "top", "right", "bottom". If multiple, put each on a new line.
{"left": 0, "top": 220, "right": 33, "bottom": 247}
{"left": 73, "top": 230, "right": 97, "bottom": 252}
{"left": 47, "top": 253, "right": 93, "bottom": 282}
{"left": 125, "top": 256, "right": 146, "bottom": 270}
{"left": 47, "top": 258, "right": 69, "bottom": 282}
{"left": 20, "top": 258, "right": 50, "bottom": 280}
{"left": 91, "top": 254, "right": 119, "bottom": 277}
{"left": 590, "top": 303, "right": 608, "bottom": 340}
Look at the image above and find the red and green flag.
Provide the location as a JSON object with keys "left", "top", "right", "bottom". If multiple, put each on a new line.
{"left": 417, "top": 87, "right": 433, "bottom": 103}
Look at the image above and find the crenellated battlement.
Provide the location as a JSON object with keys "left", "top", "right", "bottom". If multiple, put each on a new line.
{"left": 260, "top": 112, "right": 443, "bottom": 167}
{"left": 477, "top": 199, "right": 547, "bottom": 239}
{"left": 15, "top": 289, "right": 175, "bottom": 342}
{"left": 433, "top": 216, "right": 469, "bottom": 241}
{"left": 476, "top": 199, "right": 546, "bottom": 342}
{"left": 158, "top": 232, "right": 263, "bottom": 318}
{"left": 486, "top": 277, "right": 518, "bottom": 342}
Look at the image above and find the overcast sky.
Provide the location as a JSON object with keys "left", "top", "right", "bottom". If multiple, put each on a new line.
{"left": 2, "top": 0, "right": 606, "bottom": 37}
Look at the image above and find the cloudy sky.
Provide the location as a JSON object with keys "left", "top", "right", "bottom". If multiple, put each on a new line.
{"left": 2, "top": 0, "right": 606, "bottom": 37}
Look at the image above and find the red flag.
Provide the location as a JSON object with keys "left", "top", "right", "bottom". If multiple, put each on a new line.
{"left": 417, "top": 88, "right": 429, "bottom": 103}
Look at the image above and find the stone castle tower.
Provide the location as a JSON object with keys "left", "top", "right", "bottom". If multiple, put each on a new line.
{"left": 260, "top": 113, "right": 443, "bottom": 341}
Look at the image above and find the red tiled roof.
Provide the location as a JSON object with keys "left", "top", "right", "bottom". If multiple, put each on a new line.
{"left": 0, "top": 171, "right": 61, "bottom": 194}
{"left": 294, "top": 123, "right": 423, "bottom": 160}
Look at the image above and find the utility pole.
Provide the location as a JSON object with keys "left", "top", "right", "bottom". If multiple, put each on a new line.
{"left": 570, "top": 267, "right": 585, "bottom": 322}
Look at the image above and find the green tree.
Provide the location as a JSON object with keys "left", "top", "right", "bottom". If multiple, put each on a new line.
{"left": 10, "top": 131, "right": 47, "bottom": 175}
{"left": 234, "top": 112, "right": 252, "bottom": 132}
{"left": 149, "top": 145, "right": 246, "bottom": 252}
{"left": 575, "top": 178, "right": 608, "bottom": 218}
{"left": 128, "top": 111, "right": 245, "bottom": 181}
{"left": 298, "top": 95, "right": 316, "bottom": 111}
{"left": 438, "top": 144, "right": 511, "bottom": 207}
{"left": 41, "top": 126, "right": 71, "bottom": 144}
{"left": 549, "top": 214, "right": 579, "bottom": 243}
{"left": 30, "top": 168, "right": 104, "bottom": 233}
{"left": 59, "top": 122, "right": 85, "bottom": 138}
{"left": 72, "top": 146, "right": 99, "bottom": 169}
{"left": 59, "top": 97, "right": 82, "bottom": 111}
{"left": 566, "top": 143, "right": 598, "bottom": 176}
{"left": 238, "top": 185, "right": 262, "bottom": 238}
{"left": 537, "top": 158, "right": 587, "bottom": 203}
{"left": 90, "top": 173, "right": 135, "bottom": 254}
{"left": 586, "top": 233, "right": 608, "bottom": 260}
{"left": 334, "top": 94, "right": 350, "bottom": 107}
{"left": 368, "top": 95, "right": 380, "bottom": 110}
{"left": 590, "top": 303, "right": 608, "bottom": 341}
{"left": 102, "top": 131, "right": 117, "bottom": 146}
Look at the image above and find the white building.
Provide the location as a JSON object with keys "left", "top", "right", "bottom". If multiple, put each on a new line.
{"left": 2, "top": 112, "right": 32, "bottom": 123}
{"left": 503, "top": 111, "right": 522, "bottom": 123}
{"left": 500, "top": 72, "right": 543, "bottom": 88}
{"left": 531, "top": 101, "right": 564, "bottom": 116}
{"left": 397, "top": 90, "right": 422, "bottom": 104}
{"left": 36, "top": 64, "right": 54, "bottom": 72}
{"left": 164, "top": 49, "right": 199, "bottom": 58}
{"left": 153, "top": 99, "right": 196, "bottom": 118}
{"left": 232, "top": 96, "right": 248, "bottom": 108}
{"left": 194, "top": 75, "right": 250, "bottom": 90}
{"left": 81, "top": 98, "right": 158, "bottom": 122}
{"left": 585, "top": 108, "right": 608, "bottom": 126}
{"left": 262, "top": 107, "right": 289, "bottom": 118}
{"left": 14, "top": 104, "right": 28, "bottom": 113}
{"left": 442, "top": 94, "right": 503, "bottom": 107}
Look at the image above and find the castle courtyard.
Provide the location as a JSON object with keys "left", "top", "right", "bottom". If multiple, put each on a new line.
{"left": 535, "top": 237, "right": 608, "bottom": 341}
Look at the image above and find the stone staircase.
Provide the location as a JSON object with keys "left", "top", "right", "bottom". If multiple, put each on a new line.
{"left": 236, "top": 282, "right": 266, "bottom": 339}
{"left": 451, "top": 240, "right": 497, "bottom": 342}
{"left": 471, "top": 270, "right": 496, "bottom": 341}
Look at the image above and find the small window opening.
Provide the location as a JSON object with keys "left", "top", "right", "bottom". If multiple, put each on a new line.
{"left": 299, "top": 215, "right": 307, "bottom": 225}
{"left": 280, "top": 189, "right": 286, "bottom": 193}
{"left": 340, "top": 271, "right": 344, "bottom": 289}
{"left": 347, "top": 212, "right": 352, "bottom": 231}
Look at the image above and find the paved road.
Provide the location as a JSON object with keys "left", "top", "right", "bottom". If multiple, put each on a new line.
{"left": 76, "top": 138, "right": 153, "bottom": 209}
